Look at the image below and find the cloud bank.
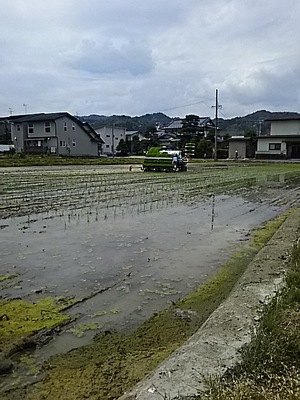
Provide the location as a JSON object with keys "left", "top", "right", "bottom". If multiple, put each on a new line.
{"left": 1, "top": 0, "right": 300, "bottom": 118}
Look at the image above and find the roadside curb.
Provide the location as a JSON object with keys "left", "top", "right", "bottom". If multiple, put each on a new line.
{"left": 119, "top": 208, "right": 300, "bottom": 400}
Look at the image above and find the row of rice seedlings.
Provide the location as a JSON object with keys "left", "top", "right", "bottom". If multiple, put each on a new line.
{"left": 2, "top": 165, "right": 300, "bottom": 221}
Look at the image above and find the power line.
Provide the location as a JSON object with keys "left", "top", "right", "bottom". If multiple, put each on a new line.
{"left": 159, "top": 99, "right": 213, "bottom": 113}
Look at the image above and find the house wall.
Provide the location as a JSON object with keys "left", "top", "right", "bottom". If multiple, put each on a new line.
{"left": 256, "top": 138, "right": 287, "bottom": 159}
{"left": 257, "top": 137, "right": 286, "bottom": 154}
{"left": 96, "top": 126, "right": 126, "bottom": 154}
{"left": 12, "top": 123, "right": 26, "bottom": 152}
{"left": 271, "top": 120, "right": 300, "bottom": 136}
{"left": 55, "top": 116, "right": 98, "bottom": 156}
{"left": 12, "top": 116, "right": 99, "bottom": 156}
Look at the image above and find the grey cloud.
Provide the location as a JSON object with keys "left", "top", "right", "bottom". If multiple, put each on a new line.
{"left": 1, "top": 0, "right": 300, "bottom": 117}
{"left": 222, "top": 62, "right": 300, "bottom": 114}
{"left": 68, "top": 39, "right": 154, "bottom": 76}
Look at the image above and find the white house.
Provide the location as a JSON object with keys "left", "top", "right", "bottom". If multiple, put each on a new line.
{"left": 95, "top": 126, "right": 126, "bottom": 155}
{"left": 256, "top": 116, "right": 300, "bottom": 159}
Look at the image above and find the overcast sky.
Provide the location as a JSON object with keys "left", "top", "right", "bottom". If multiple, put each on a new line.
{"left": 1, "top": 0, "right": 299, "bottom": 119}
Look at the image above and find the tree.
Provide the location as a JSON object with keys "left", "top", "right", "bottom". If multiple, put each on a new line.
{"left": 196, "top": 138, "right": 213, "bottom": 158}
{"left": 144, "top": 125, "right": 158, "bottom": 137}
{"left": 179, "top": 114, "right": 202, "bottom": 150}
{"left": 181, "top": 115, "right": 201, "bottom": 136}
{"left": 116, "top": 139, "right": 129, "bottom": 156}
{"left": 131, "top": 135, "right": 143, "bottom": 155}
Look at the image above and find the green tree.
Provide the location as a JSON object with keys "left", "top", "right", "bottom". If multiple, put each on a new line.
{"left": 196, "top": 138, "right": 213, "bottom": 158}
{"left": 144, "top": 125, "right": 158, "bottom": 137}
{"left": 131, "top": 135, "right": 143, "bottom": 155}
{"left": 116, "top": 139, "right": 129, "bottom": 155}
{"left": 181, "top": 115, "right": 200, "bottom": 136}
{"left": 179, "top": 114, "right": 202, "bottom": 150}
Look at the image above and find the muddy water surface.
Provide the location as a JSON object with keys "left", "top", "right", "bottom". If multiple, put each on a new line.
{"left": 1, "top": 191, "right": 287, "bottom": 362}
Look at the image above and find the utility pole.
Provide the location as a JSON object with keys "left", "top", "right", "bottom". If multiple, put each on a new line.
{"left": 214, "top": 89, "right": 218, "bottom": 161}
{"left": 212, "top": 89, "right": 221, "bottom": 161}
{"left": 112, "top": 124, "right": 115, "bottom": 157}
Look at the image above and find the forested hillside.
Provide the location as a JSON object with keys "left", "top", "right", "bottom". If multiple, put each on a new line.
{"left": 80, "top": 110, "right": 300, "bottom": 136}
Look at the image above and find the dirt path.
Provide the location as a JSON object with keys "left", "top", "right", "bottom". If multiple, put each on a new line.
{"left": 119, "top": 208, "right": 300, "bottom": 400}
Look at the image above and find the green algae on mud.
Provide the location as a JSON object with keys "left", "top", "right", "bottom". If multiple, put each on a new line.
{"left": 0, "top": 297, "right": 77, "bottom": 356}
{"left": 15, "top": 211, "right": 295, "bottom": 400}
{"left": 0, "top": 275, "right": 18, "bottom": 283}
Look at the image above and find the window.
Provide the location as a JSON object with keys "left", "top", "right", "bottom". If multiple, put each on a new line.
{"left": 44, "top": 121, "right": 51, "bottom": 133}
{"left": 17, "top": 124, "right": 20, "bottom": 131}
{"left": 28, "top": 122, "right": 34, "bottom": 134}
{"left": 64, "top": 122, "right": 67, "bottom": 132}
{"left": 72, "top": 123, "right": 76, "bottom": 131}
{"left": 106, "top": 144, "right": 109, "bottom": 148}
{"left": 60, "top": 140, "right": 66, "bottom": 147}
{"left": 72, "top": 139, "right": 76, "bottom": 147}
{"left": 269, "top": 143, "right": 281, "bottom": 150}
{"left": 106, "top": 134, "right": 110, "bottom": 138}
{"left": 115, "top": 137, "right": 118, "bottom": 140}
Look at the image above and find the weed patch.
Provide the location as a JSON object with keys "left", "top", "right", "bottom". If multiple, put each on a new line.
{"left": 0, "top": 297, "right": 77, "bottom": 356}
{"left": 195, "top": 224, "right": 300, "bottom": 400}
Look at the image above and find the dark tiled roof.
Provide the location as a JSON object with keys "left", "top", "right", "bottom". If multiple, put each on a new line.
{"left": 0, "top": 112, "right": 69, "bottom": 123}
{"left": 164, "top": 117, "right": 214, "bottom": 130}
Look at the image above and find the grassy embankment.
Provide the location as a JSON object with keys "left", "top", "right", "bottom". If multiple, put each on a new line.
{"left": 0, "top": 154, "right": 142, "bottom": 167}
{"left": 195, "top": 222, "right": 300, "bottom": 399}
{"left": 2, "top": 212, "right": 290, "bottom": 400}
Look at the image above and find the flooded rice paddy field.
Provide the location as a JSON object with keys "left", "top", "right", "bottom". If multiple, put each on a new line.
{"left": 1, "top": 163, "right": 300, "bottom": 389}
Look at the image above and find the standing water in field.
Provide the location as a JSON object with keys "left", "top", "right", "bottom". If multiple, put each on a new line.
{"left": 1, "top": 165, "right": 300, "bottom": 371}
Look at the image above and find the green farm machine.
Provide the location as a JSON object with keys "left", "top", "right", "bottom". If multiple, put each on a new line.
{"left": 142, "top": 148, "right": 188, "bottom": 172}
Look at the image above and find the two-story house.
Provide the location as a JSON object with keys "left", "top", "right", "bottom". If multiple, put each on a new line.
{"left": 0, "top": 112, "right": 103, "bottom": 156}
{"left": 256, "top": 116, "right": 300, "bottom": 159}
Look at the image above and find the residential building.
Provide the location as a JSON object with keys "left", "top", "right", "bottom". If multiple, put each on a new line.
{"left": 256, "top": 116, "right": 300, "bottom": 159}
{"left": 0, "top": 112, "right": 103, "bottom": 156}
{"left": 156, "top": 132, "right": 180, "bottom": 149}
{"left": 95, "top": 126, "right": 126, "bottom": 155}
{"left": 228, "top": 136, "right": 251, "bottom": 159}
{"left": 164, "top": 117, "right": 215, "bottom": 137}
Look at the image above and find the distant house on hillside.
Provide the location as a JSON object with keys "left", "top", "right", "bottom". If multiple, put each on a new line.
{"left": 156, "top": 132, "right": 180, "bottom": 149}
{"left": 256, "top": 116, "right": 300, "bottom": 159}
{"left": 0, "top": 112, "right": 103, "bottom": 156}
{"left": 95, "top": 126, "right": 126, "bottom": 155}
{"left": 163, "top": 117, "right": 215, "bottom": 137}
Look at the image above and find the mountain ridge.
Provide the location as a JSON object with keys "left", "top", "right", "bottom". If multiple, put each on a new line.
{"left": 80, "top": 110, "right": 300, "bottom": 135}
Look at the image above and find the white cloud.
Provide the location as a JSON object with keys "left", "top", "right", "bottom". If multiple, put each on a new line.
{"left": 1, "top": 0, "right": 300, "bottom": 117}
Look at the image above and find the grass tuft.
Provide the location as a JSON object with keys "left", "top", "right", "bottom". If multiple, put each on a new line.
{"left": 195, "top": 227, "right": 300, "bottom": 400}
